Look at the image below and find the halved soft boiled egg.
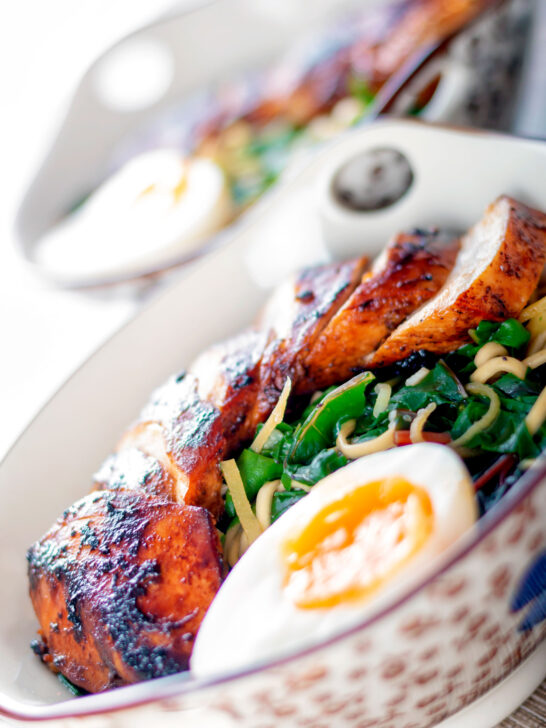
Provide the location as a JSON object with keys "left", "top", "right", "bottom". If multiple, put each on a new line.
{"left": 35, "top": 149, "right": 232, "bottom": 283}
{"left": 191, "top": 443, "right": 477, "bottom": 677}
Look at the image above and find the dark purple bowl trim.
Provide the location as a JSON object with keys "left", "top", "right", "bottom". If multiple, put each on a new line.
{"left": 2, "top": 453, "right": 545, "bottom": 722}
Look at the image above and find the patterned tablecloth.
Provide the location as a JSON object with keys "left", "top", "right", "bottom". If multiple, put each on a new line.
{"left": 499, "top": 679, "right": 545, "bottom": 728}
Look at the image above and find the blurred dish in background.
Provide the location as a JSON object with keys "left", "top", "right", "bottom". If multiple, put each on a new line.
{"left": 36, "top": 152, "right": 232, "bottom": 280}
{"left": 29, "top": 0, "right": 532, "bottom": 285}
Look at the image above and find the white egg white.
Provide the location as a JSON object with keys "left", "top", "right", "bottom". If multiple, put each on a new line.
{"left": 35, "top": 150, "right": 232, "bottom": 282}
{"left": 191, "top": 443, "right": 477, "bottom": 678}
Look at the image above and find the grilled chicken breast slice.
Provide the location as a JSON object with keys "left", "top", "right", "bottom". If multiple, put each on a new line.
{"left": 352, "top": 0, "right": 492, "bottom": 91}
{"left": 207, "top": 0, "right": 490, "bottom": 133}
{"left": 304, "top": 229, "right": 460, "bottom": 389}
{"left": 254, "top": 256, "right": 368, "bottom": 416}
{"left": 28, "top": 491, "right": 222, "bottom": 693}
{"left": 95, "top": 374, "right": 227, "bottom": 519}
{"left": 368, "top": 197, "right": 546, "bottom": 367}
{"left": 190, "top": 329, "right": 269, "bottom": 441}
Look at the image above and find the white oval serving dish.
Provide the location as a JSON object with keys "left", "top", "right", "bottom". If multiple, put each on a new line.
{"left": 1, "top": 120, "right": 545, "bottom": 726}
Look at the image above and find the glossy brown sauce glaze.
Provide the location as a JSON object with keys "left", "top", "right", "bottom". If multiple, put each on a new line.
{"left": 304, "top": 228, "right": 461, "bottom": 388}
{"left": 368, "top": 197, "right": 546, "bottom": 366}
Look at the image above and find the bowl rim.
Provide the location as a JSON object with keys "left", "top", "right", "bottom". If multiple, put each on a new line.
{"left": 2, "top": 119, "right": 546, "bottom": 721}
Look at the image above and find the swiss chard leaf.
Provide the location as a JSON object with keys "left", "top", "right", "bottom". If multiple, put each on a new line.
{"left": 451, "top": 399, "right": 539, "bottom": 460}
{"left": 271, "top": 490, "right": 309, "bottom": 523}
{"left": 388, "top": 362, "right": 464, "bottom": 412}
{"left": 472, "top": 319, "right": 530, "bottom": 349}
{"left": 492, "top": 373, "right": 541, "bottom": 399}
{"left": 285, "top": 448, "right": 348, "bottom": 485}
{"left": 261, "top": 424, "right": 295, "bottom": 461}
{"left": 288, "top": 372, "right": 375, "bottom": 463}
{"left": 494, "top": 420, "right": 539, "bottom": 459}
{"left": 224, "top": 449, "right": 283, "bottom": 519}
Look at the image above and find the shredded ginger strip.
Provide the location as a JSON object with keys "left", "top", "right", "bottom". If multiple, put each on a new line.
{"left": 251, "top": 377, "right": 292, "bottom": 453}
{"left": 451, "top": 383, "right": 500, "bottom": 448}
{"left": 373, "top": 383, "right": 392, "bottom": 418}
{"left": 220, "top": 459, "right": 262, "bottom": 545}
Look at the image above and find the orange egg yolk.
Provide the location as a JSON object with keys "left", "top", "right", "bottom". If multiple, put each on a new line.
{"left": 282, "top": 476, "right": 433, "bottom": 609}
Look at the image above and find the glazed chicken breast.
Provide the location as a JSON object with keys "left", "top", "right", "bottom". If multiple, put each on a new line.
{"left": 28, "top": 491, "right": 222, "bottom": 693}
{"left": 304, "top": 228, "right": 460, "bottom": 389}
{"left": 368, "top": 197, "right": 546, "bottom": 366}
{"left": 253, "top": 257, "right": 368, "bottom": 417}
{"left": 197, "top": 0, "right": 492, "bottom": 136}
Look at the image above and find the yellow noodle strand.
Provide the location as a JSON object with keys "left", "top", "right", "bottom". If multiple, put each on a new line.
{"left": 474, "top": 342, "right": 508, "bottom": 368}
{"left": 337, "top": 420, "right": 396, "bottom": 459}
{"left": 523, "top": 349, "right": 546, "bottom": 370}
{"left": 528, "top": 314, "right": 546, "bottom": 342}
{"left": 527, "top": 330, "right": 546, "bottom": 357}
{"left": 290, "top": 480, "right": 312, "bottom": 492}
{"left": 525, "top": 386, "right": 546, "bottom": 435}
{"left": 410, "top": 403, "right": 437, "bottom": 443}
{"left": 224, "top": 523, "right": 242, "bottom": 568}
{"left": 255, "top": 480, "right": 283, "bottom": 530}
{"left": 405, "top": 367, "right": 430, "bottom": 387}
{"left": 470, "top": 356, "right": 527, "bottom": 384}
{"left": 451, "top": 383, "right": 500, "bottom": 447}
{"left": 519, "top": 295, "right": 546, "bottom": 323}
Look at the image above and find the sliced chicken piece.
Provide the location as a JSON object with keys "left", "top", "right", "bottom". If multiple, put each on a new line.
{"left": 304, "top": 229, "right": 460, "bottom": 389}
{"left": 189, "top": 328, "right": 269, "bottom": 442}
{"left": 94, "top": 446, "right": 178, "bottom": 500}
{"left": 95, "top": 373, "right": 228, "bottom": 519}
{"left": 229, "top": 0, "right": 490, "bottom": 129}
{"left": 96, "top": 331, "right": 266, "bottom": 519}
{"left": 368, "top": 197, "right": 546, "bottom": 367}
{"left": 28, "top": 491, "right": 222, "bottom": 693}
{"left": 254, "top": 256, "right": 368, "bottom": 417}
{"left": 351, "top": 0, "right": 491, "bottom": 91}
